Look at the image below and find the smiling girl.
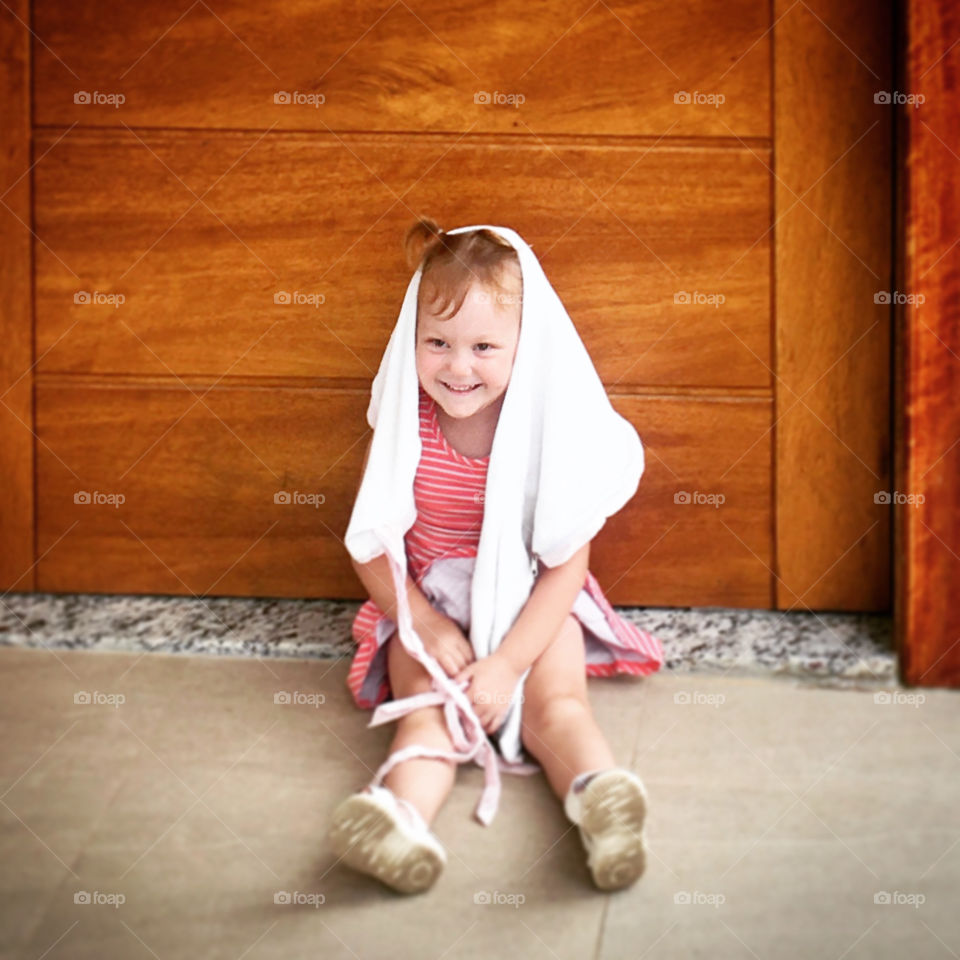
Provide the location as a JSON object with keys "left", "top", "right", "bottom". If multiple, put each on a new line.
{"left": 328, "top": 219, "right": 664, "bottom": 895}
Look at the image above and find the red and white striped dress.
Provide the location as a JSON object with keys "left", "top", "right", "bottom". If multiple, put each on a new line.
{"left": 347, "top": 383, "right": 664, "bottom": 709}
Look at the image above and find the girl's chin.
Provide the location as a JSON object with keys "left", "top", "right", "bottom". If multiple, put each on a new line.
{"left": 436, "top": 391, "right": 485, "bottom": 415}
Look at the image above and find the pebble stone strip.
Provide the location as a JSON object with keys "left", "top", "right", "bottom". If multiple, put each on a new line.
{"left": 0, "top": 592, "right": 895, "bottom": 688}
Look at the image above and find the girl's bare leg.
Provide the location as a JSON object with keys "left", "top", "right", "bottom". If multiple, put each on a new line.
{"left": 519, "top": 615, "right": 616, "bottom": 800}
{"left": 381, "top": 631, "right": 458, "bottom": 826}
{"left": 520, "top": 616, "right": 649, "bottom": 892}
{"left": 527, "top": 701, "right": 617, "bottom": 800}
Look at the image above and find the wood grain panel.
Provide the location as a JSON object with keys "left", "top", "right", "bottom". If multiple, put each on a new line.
{"left": 774, "top": 0, "right": 892, "bottom": 611}
{"left": 36, "top": 381, "right": 772, "bottom": 606}
{"left": 35, "top": 381, "right": 366, "bottom": 599}
{"left": 598, "top": 392, "right": 773, "bottom": 608}
{"left": 34, "top": 131, "right": 771, "bottom": 388}
{"left": 33, "top": 0, "right": 770, "bottom": 138}
{"left": 897, "top": 0, "right": 960, "bottom": 686}
{"left": 0, "top": 0, "right": 33, "bottom": 591}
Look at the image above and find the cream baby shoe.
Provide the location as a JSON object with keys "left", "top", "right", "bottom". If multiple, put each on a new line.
{"left": 564, "top": 768, "right": 648, "bottom": 891}
{"left": 328, "top": 785, "right": 446, "bottom": 894}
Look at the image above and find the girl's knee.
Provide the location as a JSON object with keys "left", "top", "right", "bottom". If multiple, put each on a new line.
{"left": 522, "top": 693, "right": 589, "bottom": 739}
{"left": 397, "top": 704, "right": 454, "bottom": 744}
{"left": 386, "top": 630, "right": 434, "bottom": 699}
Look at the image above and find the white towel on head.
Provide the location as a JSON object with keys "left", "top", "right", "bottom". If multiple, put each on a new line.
{"left": 344, "top": 223, "right": 645, "bottom": 825}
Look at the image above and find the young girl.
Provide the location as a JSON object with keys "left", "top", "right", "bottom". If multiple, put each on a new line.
{"left": 329, "top": 220, "right": 664, "bottom": 895}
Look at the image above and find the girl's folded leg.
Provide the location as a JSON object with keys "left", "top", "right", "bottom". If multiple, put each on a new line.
{"left": 382, "top": 705, "right": 459, "bottom": 825}
{"left": 328, "top": 632, "right": 460, "bottom": 894}
{"left": 327, "top": 704, "right": 457, "bottom": 895}
{"left": 381, "top": 627, "right": 461, "bottom": 826}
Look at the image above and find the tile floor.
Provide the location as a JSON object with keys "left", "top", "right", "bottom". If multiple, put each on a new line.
{"left": 1, "top": 644, "right": 956, "bottom": 959}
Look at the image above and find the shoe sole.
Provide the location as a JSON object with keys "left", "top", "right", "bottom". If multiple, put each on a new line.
{"left": 328, "top": 794, "right": 444, "bottom": 894}
{"left": 580, "top": 773, "right": 648, "bottom": 891}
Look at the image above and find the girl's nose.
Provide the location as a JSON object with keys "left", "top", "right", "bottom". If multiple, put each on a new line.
{"left": 447, "top": 352, "right": 473, "bottom": 377}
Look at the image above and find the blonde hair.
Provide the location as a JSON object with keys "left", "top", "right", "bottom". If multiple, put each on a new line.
{"left": 403, "top": 217, "right": 522, "bottom": 322}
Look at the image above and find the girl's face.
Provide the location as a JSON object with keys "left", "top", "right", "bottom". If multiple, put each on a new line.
{"left": 415, "top": 278, "right": 522, "bottom": 421}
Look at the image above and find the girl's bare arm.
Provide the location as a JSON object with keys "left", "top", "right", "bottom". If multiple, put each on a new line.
{"left": 352, "top": 551, "right": 445, "bottom": 634}
{"left": 495, "top": 541, "right": 591, "bottom": 674}
{"left": 350, "top": 435, "right": 443, "bottom": 634}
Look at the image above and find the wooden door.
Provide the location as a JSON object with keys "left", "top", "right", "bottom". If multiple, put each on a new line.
{"left": 896, "top": 0, "right": 960, "bottom": 687}
{"left": 0, "top": 0, "right": 892, "bottom": 613}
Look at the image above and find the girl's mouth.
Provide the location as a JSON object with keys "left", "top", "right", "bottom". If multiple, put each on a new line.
{"left": 442, "top": 382, "right": 481, "bottom": 394}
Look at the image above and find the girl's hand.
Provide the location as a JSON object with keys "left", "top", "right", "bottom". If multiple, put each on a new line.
{"left": 454, "top": 653, "right": 523, "bottom": 734}
{"left": 415, "top": 610, "right": 475, "bottom": 677}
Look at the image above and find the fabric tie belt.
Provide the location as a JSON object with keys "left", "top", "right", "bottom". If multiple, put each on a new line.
{"left": 364, "top": 549, "right": 540, "bottom": 825}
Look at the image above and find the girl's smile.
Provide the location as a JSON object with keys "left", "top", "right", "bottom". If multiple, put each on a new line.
{"left": 441, "top": 381, "right": 482, "bottom": 394}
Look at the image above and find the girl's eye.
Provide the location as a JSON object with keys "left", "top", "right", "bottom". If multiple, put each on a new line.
{"left": 425, "top": 339, "right": 493, "bottom": 351}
